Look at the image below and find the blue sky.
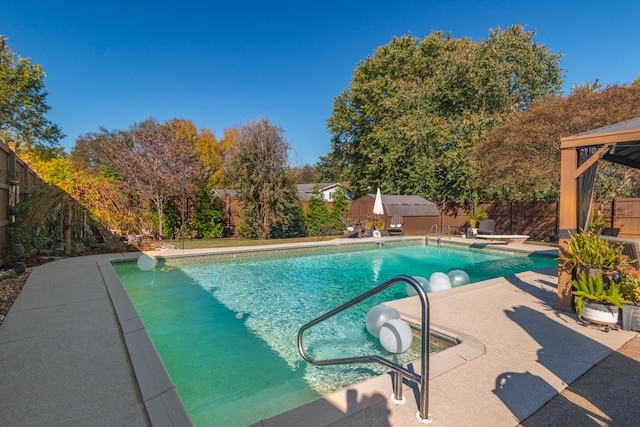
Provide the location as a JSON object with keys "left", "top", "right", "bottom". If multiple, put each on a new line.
{"left": 2, "top": 1, "right": 639, "bottom": 166}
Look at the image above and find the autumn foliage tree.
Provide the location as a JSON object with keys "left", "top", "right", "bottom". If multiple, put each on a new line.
{"left": 474, "top": 82, "right": 640, "bottom": 200}
{"left": 101, "top": 118, "right": 202, "bottom": 238}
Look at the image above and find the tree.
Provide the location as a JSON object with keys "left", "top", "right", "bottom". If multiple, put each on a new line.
{"left": 70, "top": 128, "right": 148, "bottom": 235}
{"left": 474, "top": 82, "right": 640, "bottom": 200}
{"left": 291, "top": 164, "right": 318, "bottom": 183}
{"left": 195, "top": 127, "right": 234, "bottom": 188}
{"left": 305, "top": 183, "right": 329, "bottom": 236}
{"left": 24, "top": 155, "right": 144, "bottom": 255}
{"left": 227, "top": 118, "right": 301, "bottom": 239}
{"left": 193, "top": 184, "right": 225, "bottom": 238}
{"left": 0, "top": 35, "right": 64, "bottom": 157}
{"left": 329, "top": 186, "right": 350, "bottom": 232}
{"left": 101, "top": 118, "right": 201, "bottom": 238}
{"left": 326, "top": 25, "right": 562, "bottom": 209}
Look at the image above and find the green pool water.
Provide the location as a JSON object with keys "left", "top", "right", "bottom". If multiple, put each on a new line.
{"left": 114, "top": 242, "right": 556, "bottom": 426}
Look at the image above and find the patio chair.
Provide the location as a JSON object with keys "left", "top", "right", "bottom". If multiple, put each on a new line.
{"left": 601, "top": 227, "right": 620, "bottom": 237}
{"left": 387, "top": 214, "right": 404, "bottom": 236}
{"left": 621, "top": 240, "right": 640, "bottom": 269}
{"left": 339, "top": 215, "right": 363, "bottom": 238}
{"left": 477, "top": 219, "right": 495, "bottom": 235}
{"left": 600, "top": 236, "right": 640, "bottom": 269}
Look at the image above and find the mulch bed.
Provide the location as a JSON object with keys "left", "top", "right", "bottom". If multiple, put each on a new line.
{"left": 0, "top": 267, "right": 33, "bottom": 326}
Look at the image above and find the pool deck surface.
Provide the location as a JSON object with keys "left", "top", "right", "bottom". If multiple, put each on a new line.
{"left": 1, "top": 237, "right": 639, "bottom": 426}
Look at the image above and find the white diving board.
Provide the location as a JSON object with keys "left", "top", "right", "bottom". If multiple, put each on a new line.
{"left": 475, "top": 234, "right": 530, "bottom": 244}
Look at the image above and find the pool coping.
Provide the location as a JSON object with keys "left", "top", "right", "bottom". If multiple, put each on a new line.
{"left": 103, "top": 236, "right": 557, "bottom": 426}
{"left": 98, "top": 258, "right": 193, "bottom": 426}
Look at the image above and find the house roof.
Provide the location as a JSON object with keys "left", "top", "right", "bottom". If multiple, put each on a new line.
{"left": 214, "top": 184, "right": 349, "bottom": 202}
{"left": 296, "top": 183, "right": 349, "bottom": 201}
{"left": 365, "top": 194, "right": 440, "bottom": 217}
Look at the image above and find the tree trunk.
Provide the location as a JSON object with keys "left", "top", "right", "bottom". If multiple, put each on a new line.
{"left": 157, "top": 198, "right": 164, "bottom": 239}
{"left": 64, "top": 202, "right": 73, "bottom": 255}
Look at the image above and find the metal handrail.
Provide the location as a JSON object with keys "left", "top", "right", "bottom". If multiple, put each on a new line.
{"left": 297, "top": 275, "right": 432, "bottom": 423}
{"left": 425, "top": 224, "right": 439, "bottom": 245}
{"left": 437, "top": 225, "right": 451, "bottom": 245}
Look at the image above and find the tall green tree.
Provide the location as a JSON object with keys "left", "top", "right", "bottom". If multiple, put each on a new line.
{"left": 305, "top": 183, "right": 329, "bottom": 236}
{"left": 193, "top": 182, "right": 225, "bottom": 238}
{"left": 0, "top": 36, "right": 64, "bottom": 157}
{"left": 326, "top": 25, "right": 562, "bottom": 209}
{"left": 228, "top": 118, "right": 301, "bottom": 239}
{"left": 329, "top": 186, "right": 349, "bottom": 232}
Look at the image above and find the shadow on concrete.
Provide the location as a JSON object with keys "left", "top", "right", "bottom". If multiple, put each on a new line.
{"left": 491, "top": 272, "right": 640, "bottom": 424}
{"left": 520, "top": 338, "right": 640, "bottom": 426}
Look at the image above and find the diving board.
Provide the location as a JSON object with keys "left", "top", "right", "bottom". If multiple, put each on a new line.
{"left": 475, "top": 234, "right": 530, "bottom": 244}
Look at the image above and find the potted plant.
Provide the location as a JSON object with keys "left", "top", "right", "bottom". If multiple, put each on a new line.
{"left": 620, "top": 266, "right": 640, "bottom": 331}
{"left": 467, "top": 207, "right": 488, "bottom": 228}
{"left": 572, "top": 271, "right": 625, "bottom": 326}
{"left": 560, "top": 229, "right": 628, "bottom": 278}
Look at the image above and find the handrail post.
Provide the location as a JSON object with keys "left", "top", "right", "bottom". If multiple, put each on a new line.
{"left": 436, "top": 225, "right": 451, "bottom": 245}
{"left": 391, "top": 371, "right": 405, "bottom": 404}
{"left": 426, "top": 224, "right": 439, "bottom": 245}
{"left": 416, "top": 277, "right": 432, "bottom": 423}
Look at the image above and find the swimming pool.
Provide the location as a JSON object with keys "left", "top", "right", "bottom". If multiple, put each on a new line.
{"left": 114, "top": 241, "right": 556, "bottom": 426}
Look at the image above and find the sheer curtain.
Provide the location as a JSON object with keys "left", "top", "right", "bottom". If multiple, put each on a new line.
{"left": 577, "top": 146, "right": 599, "bottom": 231}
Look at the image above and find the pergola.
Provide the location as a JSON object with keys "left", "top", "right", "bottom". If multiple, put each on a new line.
{"left": 557, "top": 117, "right": 640, "bottom": 311}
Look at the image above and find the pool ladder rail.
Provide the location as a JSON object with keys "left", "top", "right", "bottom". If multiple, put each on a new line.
{"left": 426, "top": 224, "right": 451, "bottom": 245}
{"left": 297, "top": 275, "right": 433, "bottom": 424}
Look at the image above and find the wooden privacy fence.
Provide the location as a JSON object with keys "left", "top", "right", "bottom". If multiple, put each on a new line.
{"left": 594, "top": 198, "right": 640, "bottom": 239}
{"left": 479, "top": 200, "right": 559, "bottom": 241}
{"left": 451, "top": 199, "right": 640, "bottom": 241}
{"left": 0, "top": 142, "right": 42, "bottom": 263}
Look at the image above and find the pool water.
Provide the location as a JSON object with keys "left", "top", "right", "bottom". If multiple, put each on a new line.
{"left": 114, "top": 242, "right": 556, "bottom": 426}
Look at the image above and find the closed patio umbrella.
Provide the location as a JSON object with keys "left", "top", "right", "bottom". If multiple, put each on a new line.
{"left": 373, "top": 188, "right": 384, "bottom": 215}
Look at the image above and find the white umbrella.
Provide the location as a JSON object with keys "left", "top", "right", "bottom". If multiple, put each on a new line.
{"left": 373, "top": 188, "right": 384, "bottom": 215}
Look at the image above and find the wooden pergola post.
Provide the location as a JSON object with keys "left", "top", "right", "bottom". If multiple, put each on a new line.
{"left": 556, "top": 145, "right": 578, "bottom": 312}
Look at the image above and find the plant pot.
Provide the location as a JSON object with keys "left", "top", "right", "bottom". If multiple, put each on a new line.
{"left": 581, "top": 301, "right": 619, "bottom": 326}
{"left": 622, "top": 303, "right": 640, "bottom": 331}
{"left": 576, "top": 266, "right": 620, "bottom": 288}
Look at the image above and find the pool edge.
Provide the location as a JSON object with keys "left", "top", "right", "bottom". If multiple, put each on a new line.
{"left": 98, "top": 257, "right": 194, "bottom": 427}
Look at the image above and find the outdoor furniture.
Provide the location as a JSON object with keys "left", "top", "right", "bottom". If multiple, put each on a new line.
{"left": 339, "top": 215, "right": 363, "bottom": 238}
{"left": 387, "top": 214, "right": 404, "bottom": 236}
{"left": 476, "top": 219, "right": 495, "bottom": 235}
{"left": 601, "top": 227, "right": 620, "bottom": 237}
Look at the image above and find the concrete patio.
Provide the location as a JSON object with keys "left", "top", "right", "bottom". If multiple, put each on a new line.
{"left": 0, "top": 238, "right": 638, "bottom": 426}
